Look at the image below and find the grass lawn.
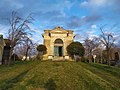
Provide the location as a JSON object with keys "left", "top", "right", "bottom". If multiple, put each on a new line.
{"left": 0, "top": 61, "right": 120, "bottom": 90}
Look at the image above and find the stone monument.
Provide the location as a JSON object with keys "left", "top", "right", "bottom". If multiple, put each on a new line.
{"left": 42, "top": 26, "right": 75, "bottom": 60}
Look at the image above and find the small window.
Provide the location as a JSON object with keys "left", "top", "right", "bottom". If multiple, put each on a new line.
{"left": 49, "top": 33, "right": 51, "bottom": 37}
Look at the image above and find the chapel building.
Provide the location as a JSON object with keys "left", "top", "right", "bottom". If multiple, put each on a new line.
{"left": 42, "top": 26, "right": 75, "bottom": 60}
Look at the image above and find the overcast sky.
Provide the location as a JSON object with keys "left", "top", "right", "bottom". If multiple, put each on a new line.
{"left": 0, "top": 0, "right": 120, "bottom": 44}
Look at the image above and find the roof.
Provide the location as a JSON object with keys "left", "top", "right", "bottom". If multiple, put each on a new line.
{"left": 44, "top": 26, "right": 73, "bottom": 34}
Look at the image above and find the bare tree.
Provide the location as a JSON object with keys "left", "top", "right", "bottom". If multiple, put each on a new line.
{"left": 84, "top": 37, "right": 99, "bottom": 54}
{"left": 13, "top": 45, "right": 25, "bottom": 59}
{"left": 99, "top": 25, "right": 116, "bottom": 65}
{"left": 14, "top": 40, "right": 37, "bottom": 60}
{"left": 7, "top": 11, "right": 34, "bottom": 65}
{"left": 84, "top": 37, "right": 99, "bottom": 62}
{"left": 22, "top": 37, "right": 38, "bottom": 60}
{"left": 21, "top": 36, "right": 33, "bottom": 60}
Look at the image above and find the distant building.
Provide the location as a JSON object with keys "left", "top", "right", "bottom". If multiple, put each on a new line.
{"left": 0, "top": 35, "right": 5, "bottom": 65}
{"left": 2, "top": 39, "right": 11, "bottom": 64}
{"left": 42, "top": 26, "right": 75, "bottom": 60}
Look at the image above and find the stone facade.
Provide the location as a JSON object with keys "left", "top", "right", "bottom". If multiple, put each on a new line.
{"left": 2, "top": 39, "right": 11, "bottom": 64}
{"left": 42, "top": 26, "right": 75, "bottom": 60}
{"left": 0, "top": 35, "right": 5, "bottom": 64}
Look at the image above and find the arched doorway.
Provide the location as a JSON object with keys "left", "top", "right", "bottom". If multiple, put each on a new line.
{"left": 54, "top": 39, "right": 63, "bottom": 56}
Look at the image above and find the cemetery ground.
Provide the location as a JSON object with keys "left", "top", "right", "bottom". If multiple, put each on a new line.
{"left": 0, "top": 61, "right": 120, "bottom": 90}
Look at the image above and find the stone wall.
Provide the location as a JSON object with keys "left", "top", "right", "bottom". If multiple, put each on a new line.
{"left": 0, "top": 35, "right": 5, "bottom": 64}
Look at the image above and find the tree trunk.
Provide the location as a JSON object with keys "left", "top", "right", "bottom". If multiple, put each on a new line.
{"left": 106, "top": 49, "right": 110, "bottom": 65}
{"left": 25, "top": 47, "right": 29, "bottom": 61}
{"left": 101, "top": 50, "right": 103, "bottom": 64}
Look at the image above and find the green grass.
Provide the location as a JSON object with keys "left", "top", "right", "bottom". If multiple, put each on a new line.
{"left": 0, "top": 61, "right": 120, "bottom": 90}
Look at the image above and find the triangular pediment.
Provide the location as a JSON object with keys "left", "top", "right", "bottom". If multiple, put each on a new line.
{"left": 50, "top": 26, "right": 68, "bottom": 33}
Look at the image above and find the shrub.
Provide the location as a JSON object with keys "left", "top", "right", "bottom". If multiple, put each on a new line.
{"left": 36, "top": 45, "right": 47, "bottom": 60}
{"left": 67, "top": 42, "right": 85, "bottom": 60}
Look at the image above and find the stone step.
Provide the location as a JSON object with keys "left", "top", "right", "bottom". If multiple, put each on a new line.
{"left": 52, "top": 56, "right": 65, "bottom": 61}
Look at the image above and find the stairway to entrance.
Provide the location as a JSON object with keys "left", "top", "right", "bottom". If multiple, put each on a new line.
{"left": 52, "top": 56, "right": 65, "bottom": 61}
